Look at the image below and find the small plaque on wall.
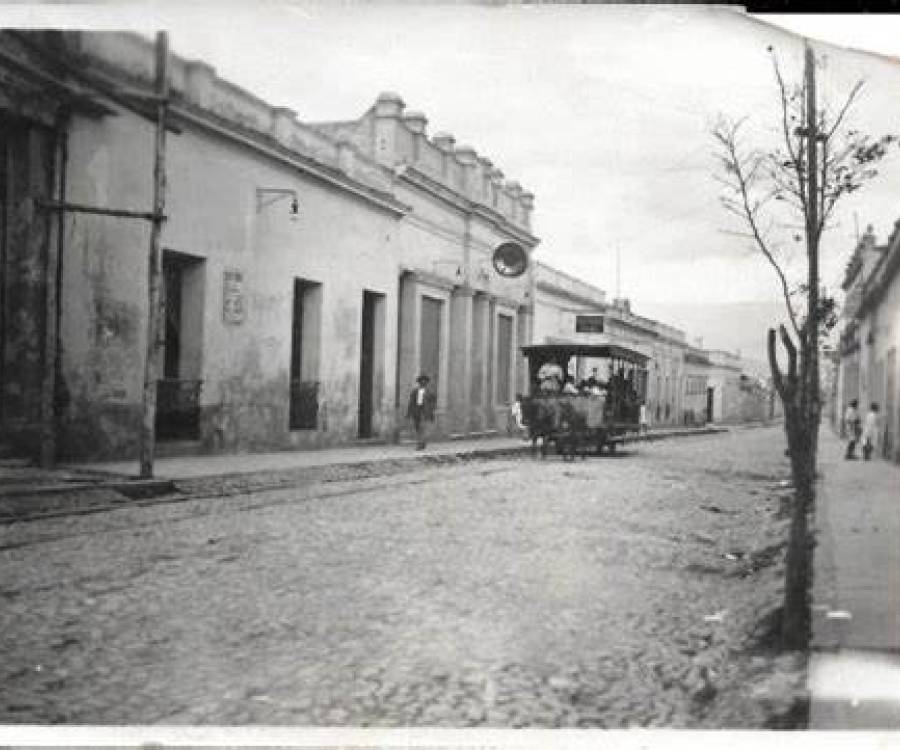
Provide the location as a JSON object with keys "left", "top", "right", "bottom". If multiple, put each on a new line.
{"left": 223, "top": 269, "right": 245, "bottom": 324}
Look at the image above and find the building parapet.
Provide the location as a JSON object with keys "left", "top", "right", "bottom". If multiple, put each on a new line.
{"left": 70, "top": 32, "right": 402, "bottom": 201}
{"left": 860, "top": 218, "right": 900, "bottom": 317}
{"left": 399, "top": 165, "right": 538, "bottom": 248}
{"left": 684, "top": 349, "right": 713, "bottom": 367}
{"left": 840, "top": 319, "right": 860, "bottom": 355}
{"left": 842, "top": 225, "right": 886, "bottom": 292}
{"left": 842, "top": 285, "right": 863, "bottom": 321}
{"left": 313, "top": 92, "right": 535, "bottom": 232}
{"left": 842, "top": 250, "right": 864, "bottom": 291}
{"left": 535, "top": 263, "right": 691, "bottom": 347}
{"left": 50, "top": 32, "right": 537, "bottom": 247}
{"left": 535, "top": 262, "right": 606, "bottom": 309}
{"left": 603, "top": 305, "right": 687, "bottom": 347}
{"left": 705, "top": 349, "right": 743, "bottom": 371}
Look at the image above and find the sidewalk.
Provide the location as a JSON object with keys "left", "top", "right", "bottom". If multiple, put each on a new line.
{"left": 65, "top": 425, "right": 724, "bottom": 482}
{"left": 0, "top": 434, "right": 533, "bottom": 516}
{"left": 69, "top": 427, "right": 721, "bottom": 480}
{"left": 809, "top": 428, "right": 900, "bottom": 728}
{"left": 0, "top": 426, "right": 725, "bottom": 522}
{"left": 71, "top": 434, "right": 530, "bottom": 481}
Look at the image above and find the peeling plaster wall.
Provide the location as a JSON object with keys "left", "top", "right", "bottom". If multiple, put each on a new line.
{"left": 860, "top": 264, "right": 900, "bottom": 459}
{"left": 56, "top": 107, "right": 152, "bottom": 459}
{"left": 57, "top": 104, "right": 400, "bottom": 460}
{"left": 0, "top": 123, "right": 56, "bottom": 455}
{"left": 879, "top": 278, "right": 900, "bottom": 458}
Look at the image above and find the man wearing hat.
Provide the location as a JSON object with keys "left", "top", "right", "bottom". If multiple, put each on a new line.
{"left": 407, "top": 374, "right": 436, "bottom": 450}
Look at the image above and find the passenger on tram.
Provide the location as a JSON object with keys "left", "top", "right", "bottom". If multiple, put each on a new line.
{"left": 608, "top": 368, "right": 626, "bottom": 398}
{"left": 537, "top": 362, "right": 564, "bottom": 393}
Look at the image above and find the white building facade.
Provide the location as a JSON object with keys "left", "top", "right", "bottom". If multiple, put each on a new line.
{"left": 0, "top": 31, "right": 538, "bottom": 461}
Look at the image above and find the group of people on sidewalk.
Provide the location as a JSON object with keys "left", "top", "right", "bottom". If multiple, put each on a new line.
{"left": 843, "top": 399, "right": 882, "bottom": 461}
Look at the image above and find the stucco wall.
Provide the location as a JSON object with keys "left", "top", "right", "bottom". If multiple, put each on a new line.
{"left": 879, "top": 278, "right": 900, "bottom": 457}
{"left": 861, "top": 272, "right": 900, "bottom": 459}
{"left": 0, "top": 121, "right": 57, "bottom": 455}
{"left": 532, "top": 291, "right": 577, "bottom": 345}
{"left": 58, "top": 103, "right": 401, "bottom": 459}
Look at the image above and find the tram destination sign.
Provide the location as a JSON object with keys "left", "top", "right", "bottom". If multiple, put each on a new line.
{"left": 576, "top": 315, "right": 605, "bottom": 334}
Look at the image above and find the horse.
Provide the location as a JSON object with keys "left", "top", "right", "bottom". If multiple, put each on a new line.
{"left": 521, "top": 397, "right": 555, "bottom": 458}
{"left": 521, "top": 397, "right": 588, "bottom": 460}
{"left": 556, "top": 400, "right": 589, "bottom": 461}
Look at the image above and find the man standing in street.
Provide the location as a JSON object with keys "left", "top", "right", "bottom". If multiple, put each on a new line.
{"left": 407, "top": 374, "right": 436, "bottom": 450}
{"left": 862, "top": 402, "right": 880, "bottom": 461}
{"left": 844, "top": 399, "right": 861, "bottom": 460}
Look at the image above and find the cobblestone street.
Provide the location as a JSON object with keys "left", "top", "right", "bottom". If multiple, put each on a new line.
{"left": 1, "top": 426, "right": 804, "bottom": 727}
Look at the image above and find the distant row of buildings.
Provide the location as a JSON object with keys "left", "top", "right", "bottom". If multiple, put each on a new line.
{"left": 533, "top": 264, "right": 773, "bottom": 429}
{"left": 0, "top": 30, "right": 772, "bottom": 464}
{"left": 832, "top": 223, "right": 900, "bottom": 462}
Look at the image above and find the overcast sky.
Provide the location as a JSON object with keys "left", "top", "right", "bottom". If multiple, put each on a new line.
{"left": 6, "top": 3, "right": 900, "bottom": 359}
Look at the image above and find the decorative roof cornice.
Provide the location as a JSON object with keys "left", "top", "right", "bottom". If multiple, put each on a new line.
{"left": 171, "top": 101, "right": 410, "bottom": 216}
{"left": 399, "top": 165, "right": 539, "bottom": 247}
{"left": 859, "top": 237, "right": 900, "bottom": 316}
{"left": 534, "top": 279, "right": 604, "bottom": 311}
{"left": 62, "top": 31, "right": 410, "bottom": 217}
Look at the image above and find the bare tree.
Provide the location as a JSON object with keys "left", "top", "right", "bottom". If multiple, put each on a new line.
{"left": 712, "top": 42, "right": 895, "bottom": 649}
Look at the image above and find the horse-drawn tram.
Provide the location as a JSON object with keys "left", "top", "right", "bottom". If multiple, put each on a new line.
{"left": 520, "top": 343, "right": 649, "bottom": 458}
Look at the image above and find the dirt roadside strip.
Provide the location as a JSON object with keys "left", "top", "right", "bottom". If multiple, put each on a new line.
{"left": 0, "top": 427, "right": 729, "bottom": 524}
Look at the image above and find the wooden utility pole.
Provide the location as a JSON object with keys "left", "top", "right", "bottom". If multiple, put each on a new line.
{"left": 139, "top": 31, "right": 169, "bottom": 479}
{"left": 615, "top": 242, "right": 621, "bottom": 300}
{"left": 39, "top": 117, "right": 68, "bottom": 468}
{"left": 805, "top": 40, "right": 821, "bottom": 458}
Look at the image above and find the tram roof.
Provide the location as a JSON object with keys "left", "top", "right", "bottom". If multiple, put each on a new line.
{"left": 521, "top": 343, "right": 649, "bottom": 366}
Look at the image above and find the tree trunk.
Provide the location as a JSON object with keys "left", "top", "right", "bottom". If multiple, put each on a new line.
{"left": 781, "top": 399, "right": 813, "bottom": 649}
{"left": 768, "top": 326, "right": 813, "bottom": 650}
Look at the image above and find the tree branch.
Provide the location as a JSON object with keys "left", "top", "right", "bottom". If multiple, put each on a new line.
{"left": 766, "top": 164, "right": 806, "bottom": 211}
{"left": 717, "top": 228, "right": 758, "bottom": 240}
{"left": 825, "top": 79, "right": 865, "bottom": 142}
{"left": 818, "top": 136, "right": 828, "bottom": 239}
{"left": 772, "top": 52, "right": 809, "bottom": 218}
{"left": 713, "top": 121, "right": 802, "bottom": 338}
{"left": 779, "top": 324, "right": 798, "bottom": 383}
{"left": 772, "top": 55, "right": 802, "bottom": 195}
{"left": 767, "top": 328, "right": 786, "bottom": 400}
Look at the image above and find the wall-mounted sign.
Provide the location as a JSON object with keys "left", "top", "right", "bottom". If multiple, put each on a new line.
{"left": 575, "top": 315, "right": 604, "bottom": 334}
{"left": 223, "top": 269, "right": 245, "bottom": 324}
{"left": 492, "top": 241, "right": 528, "bottom": 278}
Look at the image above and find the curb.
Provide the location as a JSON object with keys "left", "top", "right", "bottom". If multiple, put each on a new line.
{"left": 0, "top": 477, "right": 175, "bottom": 500}
{"left": 1, "top": 426, "right": 730, "bottom": 524}
{"left": 627, "top": 426, "right": 726, "bottom": 443}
